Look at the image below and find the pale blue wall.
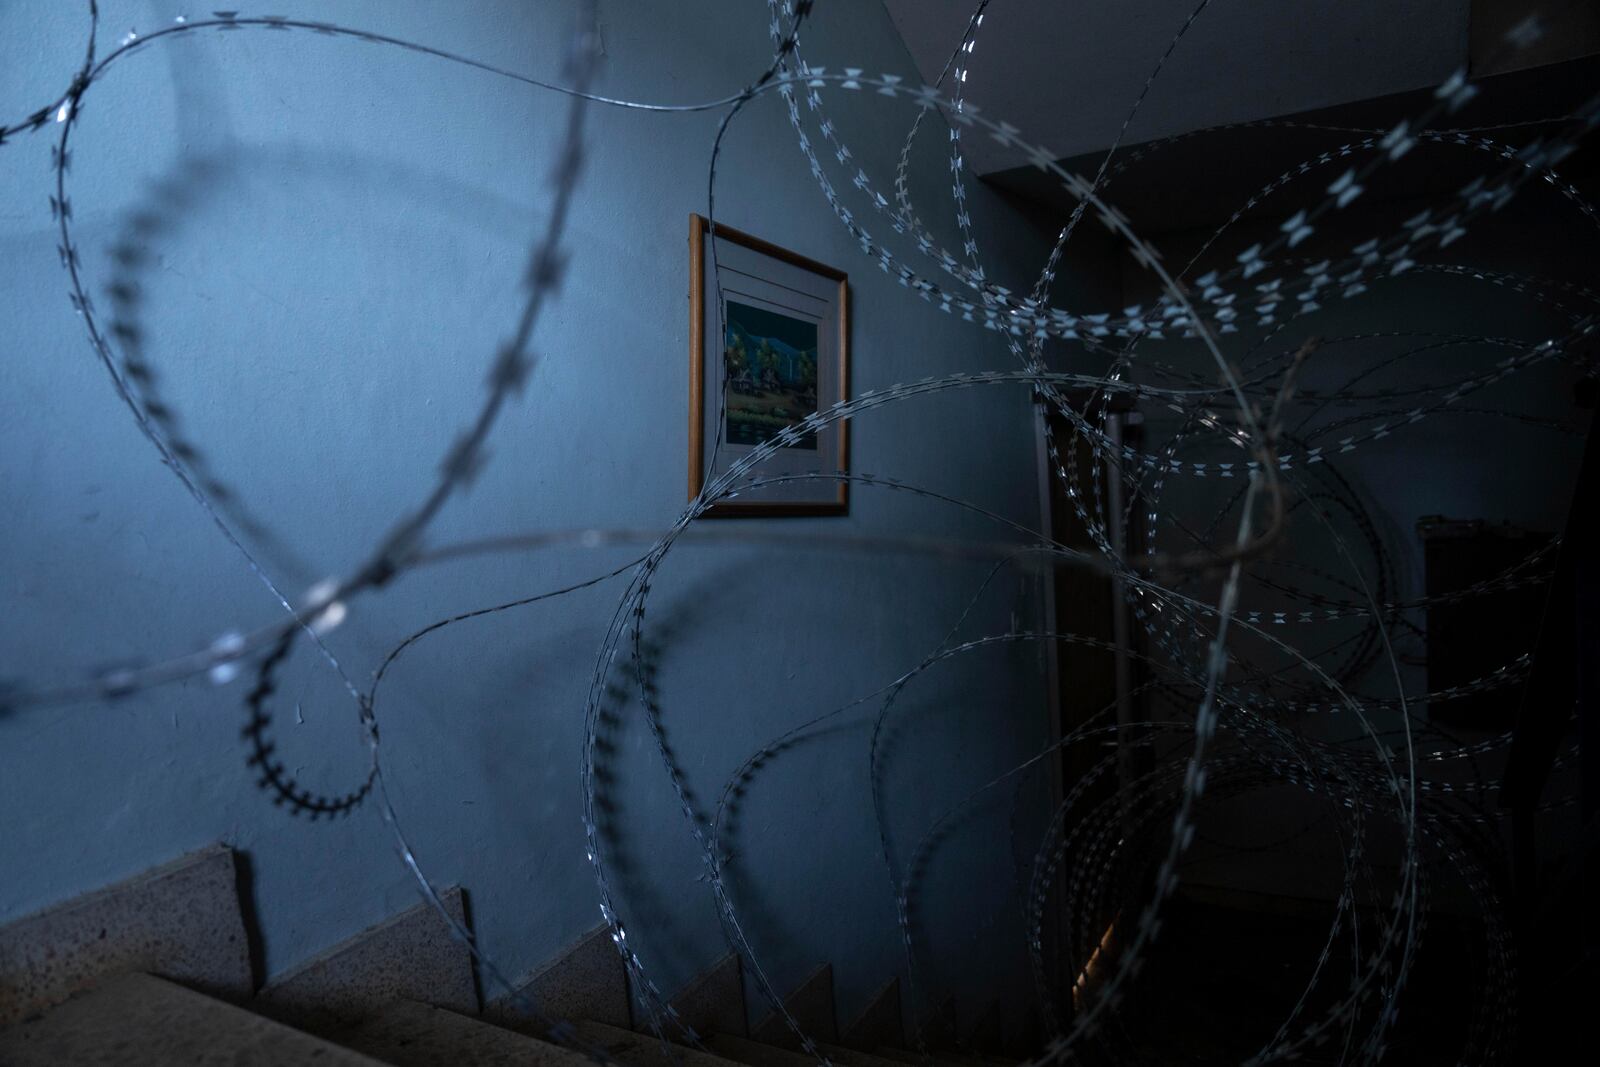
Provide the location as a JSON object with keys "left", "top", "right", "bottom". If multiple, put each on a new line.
{"left": 0, "top": 0, "right": 1107, "bottom": 1033}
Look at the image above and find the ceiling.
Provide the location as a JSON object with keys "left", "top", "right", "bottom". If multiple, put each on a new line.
{"left": 881, "top": 0, "right": 1600, "bottom": 176}
{"left": 987, "top": 52, "right": 1600, "bottom": 234}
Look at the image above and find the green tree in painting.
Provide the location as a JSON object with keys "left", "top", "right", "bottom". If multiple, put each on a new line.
{"left": 726, "top": 330, "right": 748, "bottom": 386}
{"left": 798, "top": 351, "right": 817, "bottom": 402}
{"left": 756, "top": 339, "right": 778, "bottom": 388}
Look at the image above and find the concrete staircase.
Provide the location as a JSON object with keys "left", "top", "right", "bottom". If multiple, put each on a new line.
{"left": 0, "top": 845, "right": 1019, "bottom": 1065}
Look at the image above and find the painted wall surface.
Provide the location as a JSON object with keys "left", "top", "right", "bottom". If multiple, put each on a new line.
{"left": 1, "top": 0, "right": 1105, "bottom": 1035}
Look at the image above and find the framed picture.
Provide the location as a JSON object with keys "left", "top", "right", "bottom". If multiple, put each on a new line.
{"left": 689, "top": 214, "right": 850, "bottom": 516}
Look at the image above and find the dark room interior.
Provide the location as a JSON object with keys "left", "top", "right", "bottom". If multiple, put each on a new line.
{"left": 0, "top": 2, "right": 1595, "bottom": 1064}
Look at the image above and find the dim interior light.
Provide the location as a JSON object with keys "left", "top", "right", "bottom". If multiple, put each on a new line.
{"left": 1072, "top": 919, "right": 1118, "bottom": 1008}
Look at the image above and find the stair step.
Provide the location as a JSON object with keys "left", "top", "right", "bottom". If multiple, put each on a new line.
{"left": 964, "top": 1001, "right": 1003, "bottom": 1057}
{"left": 334, "top": 998, "right": 590, "bottom": 1066}
{"left": 0, "top": 972, "right": 383, "bottom": 1065}
{"left": 575, "top": 1018, "right": 748, "bottom": 1067}
{"left": 662, "top": 952, "right": 747, "bottom": 1037}
{"left": 873, "top": 1047, "right": 983, "bottom": 1067}
{"left": 818, "top": 1042, "right": 935, "bottom": 1067}
{"left": 708, "top": 1031, "right": 821, "bottom": 1067}
{"left": 0, "top": 844, "right": 252, "bottom": 1027}
{"left": 839, "top": 977, "right": 902, "bottom": 1050}
{"left": 256, "top": 887, "right": 476, "bottom": 1030}
{"left": 705, "top": 1035, "right": 993, "bottom": 1067}
{"left": 750, "top": 963, "right": 838, "bottom": 1046}
{"left": 488, "top": 924, "right": 632, "bottom": 1032}
{"left": 910, "top": 998, "right": 957, "bottom": 1052}
{"left": 921, "top": 1052, "right": 1010, "bottom": 1067}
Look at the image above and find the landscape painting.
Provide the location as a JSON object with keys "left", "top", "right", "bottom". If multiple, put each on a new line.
{"left": 723, "top": 298, "right": 819, "bottom": 449}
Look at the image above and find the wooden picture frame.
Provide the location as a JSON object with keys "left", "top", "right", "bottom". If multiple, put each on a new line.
{"left": 689, "top": 213, "right": 850, "bottom": 517}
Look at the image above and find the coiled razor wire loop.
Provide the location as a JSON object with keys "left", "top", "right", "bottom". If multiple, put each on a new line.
{"left": 3, "top": 2, "right": 1593, "bottom": 1063}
